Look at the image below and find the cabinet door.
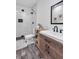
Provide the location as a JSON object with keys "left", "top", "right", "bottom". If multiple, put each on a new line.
{"left": 39, "top": 36, "right": 50, "bottom": 59}
{"left": 48, "top": 46, "right": 63, "bottom": 59}
{"left": 44, "top": 44, "right": 53, "bottom": 59}
{"left": 44, "top": 37, "right": 63, "bottom": 55}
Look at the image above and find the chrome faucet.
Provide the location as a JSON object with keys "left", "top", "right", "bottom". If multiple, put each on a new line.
{"left": 53, "top": 26, "right": 58, "bottom": 32}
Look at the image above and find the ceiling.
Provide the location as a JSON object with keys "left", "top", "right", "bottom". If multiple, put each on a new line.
{"left": 16, "top": 0, "right": 38, "bottom": 7}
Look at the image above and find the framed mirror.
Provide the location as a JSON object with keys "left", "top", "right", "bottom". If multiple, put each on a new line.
{"left": 51, "top": 0, "right": 63, "bottom": 24}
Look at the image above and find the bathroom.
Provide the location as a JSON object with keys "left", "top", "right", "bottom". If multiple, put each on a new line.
{"left": 16, "top": 0, "right": 63, "bottom": 59}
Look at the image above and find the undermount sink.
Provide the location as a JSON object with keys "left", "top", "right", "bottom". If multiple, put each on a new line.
{"left": 48, "top": 30, "right": 63, "bottom": 40}
{"left": 40, "top": 30, "right": 63, "bottom": 43}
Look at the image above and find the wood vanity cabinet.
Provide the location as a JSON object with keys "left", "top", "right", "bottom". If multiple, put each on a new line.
{"left": 37, "top": 34, "right": 63, "bottom": 59}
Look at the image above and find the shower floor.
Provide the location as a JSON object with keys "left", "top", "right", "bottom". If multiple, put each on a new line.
{"left": 16, "top": 44, "right": 44, "bottom": 59}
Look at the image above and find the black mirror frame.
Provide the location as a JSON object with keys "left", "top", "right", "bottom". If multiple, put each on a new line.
{"left": 51, "top": 0, "right": 63, "bottom": 24}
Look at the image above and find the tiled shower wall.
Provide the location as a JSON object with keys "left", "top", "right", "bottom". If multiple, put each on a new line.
{"left": 16, "top": 5, "right": 36, "bottom": 37}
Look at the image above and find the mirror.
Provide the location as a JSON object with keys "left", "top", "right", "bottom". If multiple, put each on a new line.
{"left": 51, "top": 0, "right": 63, "bottom": 24}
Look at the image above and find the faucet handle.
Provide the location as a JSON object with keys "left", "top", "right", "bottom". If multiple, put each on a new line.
{"left": 60, "top": 29, "right": 63, "bottom": 33}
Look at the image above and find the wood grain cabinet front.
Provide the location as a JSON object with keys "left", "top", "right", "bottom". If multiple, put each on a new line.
{"left": 37, "top": 34, "right": 63, "bottom": 59}
{"left": 48, "top": 45, "right": 63, "bottom": 59}
{"left": 39, "top": 37, "right": 47, "bottom": 53}
{"left": 45, "top": 38, "right": 63, "bottom": 55}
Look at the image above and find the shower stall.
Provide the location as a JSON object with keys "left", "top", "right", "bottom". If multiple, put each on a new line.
{"left": 16, "top": 5, "right": 37, "bottom": 38}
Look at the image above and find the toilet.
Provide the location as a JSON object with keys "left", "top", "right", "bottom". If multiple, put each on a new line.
{"left": 25, "top": 34, "right": 35, "bottom": 45}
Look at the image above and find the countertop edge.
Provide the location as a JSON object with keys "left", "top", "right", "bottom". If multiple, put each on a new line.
{"left": 39, "top": 31, "right": 63, "bottom": 44}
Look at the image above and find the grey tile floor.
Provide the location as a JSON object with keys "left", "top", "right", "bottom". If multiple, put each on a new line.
{"left": 16, "top": 44, "right": 44, "bottom": 59}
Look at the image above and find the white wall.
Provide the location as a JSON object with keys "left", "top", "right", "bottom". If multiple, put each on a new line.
{"left": 16, "top": 5, "right": 36, "bottom": 37}
{"left": 36, "top": 0, "right": 63, "bottom": 31}
{"left": 16, "top": 0, "right": 63, "bottom": 37}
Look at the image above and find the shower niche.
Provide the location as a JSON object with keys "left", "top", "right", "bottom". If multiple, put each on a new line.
{"left": 18, "top": 19, "right": 23, "bottom": 23}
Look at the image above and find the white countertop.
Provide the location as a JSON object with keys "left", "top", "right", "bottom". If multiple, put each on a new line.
{"left": 40, "top": 30, "right": 63, "bottom": 43}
